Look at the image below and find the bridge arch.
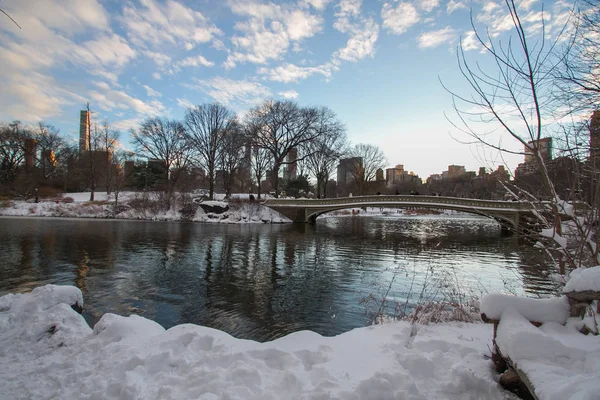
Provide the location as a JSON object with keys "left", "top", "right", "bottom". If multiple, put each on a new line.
{"left": 263, "top": 195, "right": 528, "bottom": 234}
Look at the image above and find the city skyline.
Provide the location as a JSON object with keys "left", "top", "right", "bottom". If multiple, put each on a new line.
{"left": 0, "top": 0, "right": 574, "bottom": 178}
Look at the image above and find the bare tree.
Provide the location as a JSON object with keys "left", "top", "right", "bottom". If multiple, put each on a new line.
{"left": 348, "top": 143, "right": 387, "bottom": 195}
{"left": 246, "top": 119, "right": 272, "bottom": 199}
{"left": 184, "top": 103, "right": 235, "bottom": 200}
{"left": 302, "top": 107, "right": 347, "bottom": 198}
{"left": 246, "top": 100, "right": 320, "bottom": 197}
{"left": 554, "top": 1, "right": 600, "bottom": 115}
{"left": 444, "top": 0, "right": 583, "bottom": 270}
{"left": 132, "top": 117, "right": 192, "bottom": 208}
{"left": 219, "top": 121, "right": 245, "bottom": 198}
{"left": 34, "top": 122, "right": 63, "bottom": 180}
{"left": 99, "top": 122, "right": 120, "bottom": 196}
{"left": 0, "top": 121, "right": 28, "bottom": 185}
{"left": 111, "top": 149, "right": 134, "bottom": 211}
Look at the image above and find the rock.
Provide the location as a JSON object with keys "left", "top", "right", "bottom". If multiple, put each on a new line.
{"left": 199, "top": 203, "right": 229, "bottom": 214}
{"left": 499, "top": 369, "right": 535, "bottom": 400}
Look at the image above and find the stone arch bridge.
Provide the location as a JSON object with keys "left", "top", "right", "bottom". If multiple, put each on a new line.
{"left": 263, "top": 195, "right": 556, "bottom": 235}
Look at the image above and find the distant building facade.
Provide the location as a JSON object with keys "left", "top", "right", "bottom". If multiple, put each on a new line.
{"left": 283, "top": 147, "right": 298, "bottom": 181}
{"left": 515, "top": 137, "right": 553, "bottom": 178}
{"left": 385, "top": 164, "right": 420, "bottom": 187}
{"left": 79, "top": 110, "right": 90, "bottom": 154}
{"left": 336, "top": 157, "right": 362, "bottom": 185}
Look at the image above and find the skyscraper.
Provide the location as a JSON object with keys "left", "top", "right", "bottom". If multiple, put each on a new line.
{"left": 79, "top": 110, "right": 90, "bottom": 153}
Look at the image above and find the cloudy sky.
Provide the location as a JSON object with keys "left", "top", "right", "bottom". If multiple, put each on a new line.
{"left": 0, "top": 0, "right": 573, "bottom": 178}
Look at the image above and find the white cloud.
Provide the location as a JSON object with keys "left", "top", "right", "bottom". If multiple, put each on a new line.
{"left": 0, "top": 1, "right": 137, "bottom": 121}
{"left": 418, "top": 26, "right": 456, "bottom": 49}
{"left": 177, "top": 98, "right": 195, "bottom": 109}
{"left": 330, "top": 1, "right": 380, "bottom": 63}
{"left": 89, "top": 81, "right": 165, "bottom": 116}
{"left": 334, "top": 18, "right": 379, "bottom": 62}
{"left": 447, "top": 0, "right": 468, "bottom": 14}
{"left": 259, "top": 63, "right": 334, "bottom": 82}
{"left": 144, "top": 51, "right": 172, "bottom": 67}
{"left": 278, "top": 90, "right": 299, "bottom": 99}
{"left": 1, "top": 0, "right": 110, "bottom": 38}
{"left": 123, "top": 0, "right": 222, "bottom": 49}
{"left": 333, "top": 0, "right": 362, "bottom": 33}
{"left": 460, "top": 30, "right": 481, "bottom": 51}
{"left": 418, "top": 0, "right": 440, "bottom": 13}
{"left": 77, "top": 34, "right": 136, "bottom": 69}
{"left": 225, "top": 0, "right": 324, "bottom": 68}
{"left": 517, "top": 0, "right": 539, "bottom": 11}
{"left": 193, "top": 77, "right": 271, "bottom": 107}
{"left": 176, "top": 55, "right": 215, "bottom": 68}
{"left": 303, "top": 0, "right": 332, "bottom": 10}
{"left": 381, "top": 2, "right": 419, "bottom": 35}
{"left": 143, "top": 85, "right": 162, "bottom": 98}
{"left": 112, "top": 118, "right": 143, "bottom": 132}
{"left": 0, "top": 70, "right": 84, "bottom": 121}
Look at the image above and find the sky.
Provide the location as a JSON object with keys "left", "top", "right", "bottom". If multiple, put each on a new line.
{"left": 0, "top": 0, "right": 575, "bottom": 179}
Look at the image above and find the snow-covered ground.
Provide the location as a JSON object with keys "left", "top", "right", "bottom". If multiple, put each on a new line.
{"left": 0, "top": 285, "right": 511, "bottom": 400}
{"left": 0, "top": 192, "right": 290, "bottom": 224}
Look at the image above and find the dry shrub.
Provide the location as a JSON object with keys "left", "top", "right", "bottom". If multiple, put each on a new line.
{"left": 128, "top": 193, "right": 163, "bottom": 216}
{"left": 0, "top": 200, "right": 12, "bottom": 209}
{"left": 402, "top": 299, "right": 481, "bottom": 324}
{"left": 177, "top": 192, "right": 198, "bottom": 221}
{"left": 84, "top": 200, "right": 109, "bottom": 206}
{"left": 361, "top": 263, "right": 484, "bottom": 326}
{"left": 61, "top": 197, "right": 74, "bottom": 203}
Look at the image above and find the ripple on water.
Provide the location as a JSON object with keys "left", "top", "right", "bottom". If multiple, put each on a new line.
{"left": 0, "top": 215, "right": 555, "bottom": 341}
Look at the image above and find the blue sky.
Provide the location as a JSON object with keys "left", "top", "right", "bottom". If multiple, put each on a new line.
{"left": 0, "top": 0, "right": 573, "bottom": 178}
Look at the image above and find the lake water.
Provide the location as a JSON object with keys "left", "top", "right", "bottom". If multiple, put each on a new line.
{"left": 0, "top": 214, "right": 555, "bottom": 341}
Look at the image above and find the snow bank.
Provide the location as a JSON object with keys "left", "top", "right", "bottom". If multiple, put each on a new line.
{"left": 563, "top": 266, "right": 600, "bottom": 293}
{"left": 480, "top": 294, "right": 570, "bottom": 324}
{"left": 496, "top": 307, "right": 600, "bottom": 400}
{"left": 0, "top": 193, "right": 290, "bottom": 224}
{"left": 0, "top": 285, "right": 510, "bottom": 400}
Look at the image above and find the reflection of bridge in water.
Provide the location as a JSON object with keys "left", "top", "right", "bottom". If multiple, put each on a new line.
{"left": 263, "top": 195, "right": 555, "bottom": 235}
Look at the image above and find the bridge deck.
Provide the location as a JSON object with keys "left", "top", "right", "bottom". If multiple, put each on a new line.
{"left": 263, "top": 195, "right": 545, "bottom": 213}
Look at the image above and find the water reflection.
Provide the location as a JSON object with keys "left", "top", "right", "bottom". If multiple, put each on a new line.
{"left": 0, "top": 215, "right": 555, "bottom": 341}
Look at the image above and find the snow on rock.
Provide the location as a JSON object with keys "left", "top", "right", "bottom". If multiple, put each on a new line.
{"left": 496, "top": 307, "right": 600, "bottom": 400}
{"left": 563, "top": 266, "right": 600, "bottom": 293}
{"left": 0, "top": 284, "right": 83, "bottom": 314}
{"left": 0, "top": 285, "right": 511, "bottom": 400}
{"left": 480, "top": 294, "right": 570, "bottom": 324}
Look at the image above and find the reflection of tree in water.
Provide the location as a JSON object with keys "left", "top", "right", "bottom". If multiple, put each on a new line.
{"left": 0, "top": 216, "right": 557, "bottom": 341}
{"left": 75, "top": 252, "right": 90, "bottom": 294}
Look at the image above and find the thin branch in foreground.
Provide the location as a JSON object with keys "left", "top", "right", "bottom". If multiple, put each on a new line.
{"left": 1, "top": 8, "right": 21, "bottom": 29}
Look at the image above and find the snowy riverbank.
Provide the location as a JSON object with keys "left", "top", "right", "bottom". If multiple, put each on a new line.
{"left": 0, "top": 285, "right": 511, "bottom": 399}
{"left": 0, "top": 191, "right": 473, "bottom": 224}
{"left": 0, "top": 192, "right": 290, "bottom": 224}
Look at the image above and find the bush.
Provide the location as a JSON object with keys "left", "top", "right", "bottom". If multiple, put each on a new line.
{"left": 84, "top": 200, "right": 109, "bottom": 206}
{"left": 128, "top": 193, "right": 163, "bottom": 216}
{"left": 61, "top": 197, "right": 74, "bottom": 203}
{"left": 179, "top": 203, "right": 198, "bottom": 221}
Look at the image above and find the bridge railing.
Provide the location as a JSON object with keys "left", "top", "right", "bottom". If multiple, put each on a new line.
{"left": 263, "top": 195, "right": 547, "bottom": 212}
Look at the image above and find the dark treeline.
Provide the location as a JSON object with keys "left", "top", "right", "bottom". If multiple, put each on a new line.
{"left": 1, "top": 99, "right": 390, "bottom": 206}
